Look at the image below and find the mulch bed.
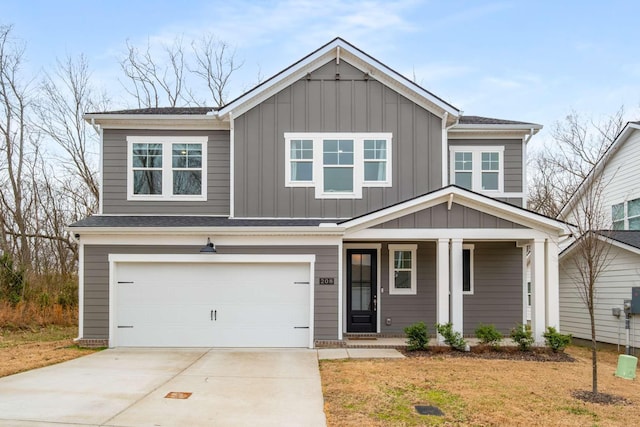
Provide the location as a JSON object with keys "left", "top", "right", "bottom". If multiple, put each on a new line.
{"left": 571, "top": 389, "right": 632, "bottom": 405}
{"left": 400, "top": 345, "right": 575, "bottom": 362}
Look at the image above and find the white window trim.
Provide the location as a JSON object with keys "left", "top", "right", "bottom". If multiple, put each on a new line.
{"left": 127, "top": 136, "right": 208, "bottom": 201}
{"left": 388, "top": 244, "right": 417, "bottom": 295}
{"left": 613, "top": 198, "right": 640, "bottom": 230}
{"left": 462, "top": 244, "right": 474, "bottom": 295}
{"left": 449, "top": 146, "right": 505, "bottom": 194}
{"left": 284, "top": 132, "right": 392, "bottom": 199}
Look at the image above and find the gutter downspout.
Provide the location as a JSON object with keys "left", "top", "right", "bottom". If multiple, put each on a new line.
{"left": 442, "top": 113, "right": 460, "bottom": 187}
{"left": 91, "top": 118, "right": 104, "bottom": 215}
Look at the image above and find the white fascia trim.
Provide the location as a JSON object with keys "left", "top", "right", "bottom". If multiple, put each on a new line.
{"left": 451, "top": 124, "right": 542, "bottom": 132}
{"left": 68, "top": 226, "right": 345, "bottom": 236}
{"left": 218, "top": 39, "right": 459, "bottom": 120}
{"left": 559, "top": 123, "right": 640, "bottom": 219}
{"left": 108, "top": 253, "right": 315, "bottom": 264}
{"left": 340, "top": 187, "right": 566, "bottom": 234}
{"left": 448, "top": 130, "right": 539, "bottom": 140}
{"left": 84, "top": 114, "right": 228, "bottom": 130}
{"left": 77, "top": 234, "right": 343, "bottom": 247}
{"left": 346, "top": 228, "right": 555, "bottom": 241}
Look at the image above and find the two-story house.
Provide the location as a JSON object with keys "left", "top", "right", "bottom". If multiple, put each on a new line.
{"left": 70, "top": 38, "right": 566, "bottom": 348}
{"left": 559, "top": 121, "right": 640, "bottom": 348}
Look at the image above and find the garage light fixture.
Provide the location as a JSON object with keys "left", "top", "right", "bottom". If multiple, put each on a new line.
{"left": 200, "top": 237, "right": 217, "bottom": 253}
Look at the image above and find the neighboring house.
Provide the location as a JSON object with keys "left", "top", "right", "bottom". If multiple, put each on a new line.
{"left": 70, "top": 38, "right": 566, "bottom": 348}
{"left": 559, "top": 122, "right": 640, "bottom": 348}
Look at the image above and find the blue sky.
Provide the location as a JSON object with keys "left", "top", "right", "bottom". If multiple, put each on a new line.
{"left": 3, "top": 0, "right": 640, "bottom": 150}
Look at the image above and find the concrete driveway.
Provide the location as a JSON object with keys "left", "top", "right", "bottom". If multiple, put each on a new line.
{"left": 0, "top": 348, "right": 326, "bottom": 427}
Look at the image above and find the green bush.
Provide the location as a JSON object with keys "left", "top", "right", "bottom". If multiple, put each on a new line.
{"left": 0, "top": 253, "right": 24, "bottom": 306}
{"left": 475, "top": 323, "right": 503, "bottom": 348}
{"left": 543, "top": 326, "right": 572, "bottom": 352}
{"left": 436, "top": 322, "right": 467, "bottom": 351}
{"left": 404, "top": 321, "right": 429, "bottom": 351}
{"left": 510, "top": 323, "right": 534, "bottom": 351}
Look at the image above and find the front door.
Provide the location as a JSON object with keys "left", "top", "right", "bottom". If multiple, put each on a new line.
{"left": 347, "top": 249, "right": 377, "bottom": 332}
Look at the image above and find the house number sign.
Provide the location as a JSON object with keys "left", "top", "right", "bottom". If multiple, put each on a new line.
{"left": 319, "top": 277, "right": 335, "bottom": 285}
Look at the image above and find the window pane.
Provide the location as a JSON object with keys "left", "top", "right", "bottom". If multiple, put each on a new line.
{"left": 455, "top": 172, "right": 472, "bottom": 189}
{"left": 351, "top": 285, "right": 371, "bottom": 311}
{"left": 463, "top": 249, "right": 471, "bottom": 292}
{"left": 455, "top": 152, "right": 472, "bottom": 170}
{"left": 364, "top": 162, "right": 386, "bottom": 181}
{"left": 133, "top": 170, "right": 162, "bottom": 195}
{"left": 482, "top": 152, "right": 499, "bottom": 171}
{"left": 364, "top": 139, "right": 387, "bottom": 159}
{"left": 613, "top": 220, "right": 625, "bottom": 230}
{"left": 324, "top": 167, "right": 353, "bottom": 192}
{"left": 629, "top": 217, "right": 640, "bottom": 230}
{"left": 323, "top": 139, "right": 353, "bottom": 165}
{"left": 291, "top": 140, "right": 313, "bottom": 160}
{"left": 394, "top": 271, "right": 412, "bottom": 289}
{"left": 612, "top": 203, "right": 625, "bottom": 221}
{"left": 629, "top": 199, "right": 640, "bottom": 217}
{"left": 482, "top": 172, "right": 498, "bottom": 190}
{"left": 173, "top": 170, "right": 202, "bottom": 195}
{"left": 133, "top": 143, "right": 162, "bottom": 167}
{"left": 172, "top": 143, "right": 202, "bottom": 168}
{"left": 394, "top": 251, "right": 412, "bottom": 269}
{"left": 291, "top": 162, "right": 312, "bottom": 181}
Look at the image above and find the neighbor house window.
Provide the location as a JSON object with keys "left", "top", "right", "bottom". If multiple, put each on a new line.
{"left": 450, "top": 146, "right": 504, "bottom": 192}
{"left": 127, "top": 136, "right": 207, "bottom": 201}
{"left": 284, "top": 132, "right": 392, "bottom": 199}
{"left": 388, "top": 244, "right": 417, "bottom": 295}
{"left": 462, "top": 244, "right": 474, "bottom": 294}
{"left": 612, "top": 198, "right": 640, "bottom": 230}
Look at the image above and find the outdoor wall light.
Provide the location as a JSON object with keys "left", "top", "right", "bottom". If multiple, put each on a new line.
{"left": 200, "top": 237, "right": 217, "bottom": 253}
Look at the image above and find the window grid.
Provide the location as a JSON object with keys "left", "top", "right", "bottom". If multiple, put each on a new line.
{"left": 612, "top": 199, "right": 640, "bottom": 230}
{"left": 450, "top": 147, "right": 504, "bottom": 193}
{"left": 388, "top": 244, "right": 417, "bottom": 295}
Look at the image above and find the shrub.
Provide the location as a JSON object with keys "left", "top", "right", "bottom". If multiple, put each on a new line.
{"left": 0, "top": 253, "right": 25, "bottom": 306}
{"left": 510, "top": 323, "right": 534, "bottom": 351}
{"left": 404, "top": 321, "right": 429, "bottom": 351}
{"left": 543, "top": 326, "right": 572, "bottom": 352}
{"left": 436, "top": 322, "right": 467, "bottom": 351}
{"left": 475, "top": 323, "right": 502, "bottom": 348}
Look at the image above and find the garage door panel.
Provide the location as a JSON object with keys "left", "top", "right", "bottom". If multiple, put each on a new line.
{"left": 114, "top": 261, "right": 311, "bottom": 348}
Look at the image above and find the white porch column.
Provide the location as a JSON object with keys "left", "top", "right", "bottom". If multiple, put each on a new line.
{"left": 545, "top": 238, "right": 560, "bottom": 330}
{"left": 531, "top": 238, "right": 546, "bottom": 343}
{"left": 436, "top": 238, "right": 450, "bottom": 342}
{"left": 450, "top": 238, "right": 464, "bottom": 334}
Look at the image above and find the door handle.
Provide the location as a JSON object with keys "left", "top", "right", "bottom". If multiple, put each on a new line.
{"left": 211, "top": 310, "right": 213, "bottom": 321}
{"left": 215, "top": 310, "right": 217, "bottom": 321}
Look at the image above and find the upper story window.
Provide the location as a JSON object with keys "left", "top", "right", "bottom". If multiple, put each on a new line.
{"left": 450, "top": 146, "right": 504, "bottom": 193}
{"left": 127, "top": 136, "right": 208, "bottom": 201}
{"left": 285, "top": 132, "right": 392, "bottom": 199}
{"left": 612, "top": 198, "right": 640, "bottom": 230}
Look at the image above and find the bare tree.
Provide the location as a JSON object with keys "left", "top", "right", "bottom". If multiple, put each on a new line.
{"left": 528, "top": 108, "right": 625, "bottom": 217}
{"left": 559, "top": 171, "right": 613, "bottom": 396}
{"left": 36, "top": 54, "right": 107, "bottom": 213}
{"left": 119, "top": 37, "right": 186, "bottom": 108}
{"left": 188, "top": 34, "right": 243, "bottom": 107}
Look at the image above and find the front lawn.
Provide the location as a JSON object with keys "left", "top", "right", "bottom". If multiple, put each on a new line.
{"left": 320, "top": 345, "right": 639, "bottom": 426}
{"left": 0, "top": 326, "right": 98, "bottom": 377}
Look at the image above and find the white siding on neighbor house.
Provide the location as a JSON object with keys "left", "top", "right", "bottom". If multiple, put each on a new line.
{"left": 566, "top": 130, "right": 640, "bottom": 226}
{"left": 560, "top": 244, "right": 640, "bottom": 348}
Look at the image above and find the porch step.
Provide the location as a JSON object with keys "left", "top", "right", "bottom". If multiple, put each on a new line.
{"left": 317, "top": 334, "right": 409, "bottom": 349}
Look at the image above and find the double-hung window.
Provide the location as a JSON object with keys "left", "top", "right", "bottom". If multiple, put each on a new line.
{"left": 612, "top": 198, "right": 640, "bottom": 230}
{"left": 449, "top": 146, "right": 504, "bottom": 193}
{"left": 127, "top": 136, "right": 207, "bottom": 201}
{"left": 388, "top": 244, "right": 417, "bottom": 295}
{"left": 285, "top": 133, "right": 392, "bottom": 199}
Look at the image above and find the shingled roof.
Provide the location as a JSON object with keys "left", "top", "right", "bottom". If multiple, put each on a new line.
{"left": 87, "top": 107, "right": 216, "bottom": 115}
{"left": 599, "top": 230, "right": 640, "bottom": 250}
{"left": 458, "top": 115, "right": 539, "bottom": 126}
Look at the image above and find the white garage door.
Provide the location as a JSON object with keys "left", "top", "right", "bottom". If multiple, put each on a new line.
{"left": 114, "top": 261, "right": 311, "bottom": 348}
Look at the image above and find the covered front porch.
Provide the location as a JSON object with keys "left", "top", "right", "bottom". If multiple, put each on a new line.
{"left": 336, "top": 186, "right": 566, "bottom": 344}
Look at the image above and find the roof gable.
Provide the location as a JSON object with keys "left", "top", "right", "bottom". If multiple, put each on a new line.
{"left": 217, "top": 38, "right": 460, "bottom": 122}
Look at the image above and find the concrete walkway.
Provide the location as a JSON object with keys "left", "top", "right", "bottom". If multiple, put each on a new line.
{"left": 317, "top": 348, "right": 405, "bottom": 360}
{"left": 0, "top": 348, "right": 326, "bottom": 427}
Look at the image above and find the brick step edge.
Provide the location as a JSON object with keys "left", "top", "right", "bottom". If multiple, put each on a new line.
{"left": 74, "top": 338, "right": 109, "bottom": 348}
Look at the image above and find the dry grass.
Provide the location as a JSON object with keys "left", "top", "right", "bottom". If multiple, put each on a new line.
{"left": 320, "top": 345, "right": 640, "bottom": 426}
{"left": 0, "top": 325, "right": 97, "bottom": 378}
{"left": 0, "top": 300, "right": 77, "bottom": 330}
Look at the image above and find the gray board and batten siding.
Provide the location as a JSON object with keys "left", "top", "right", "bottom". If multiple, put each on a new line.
{"left": 82, "top": 245, "right": 339, "bottom": 341}
{"left": 448, "top": 138, "right": 524, "bottom": 207}
{"left": 102, "top": 129, "right": 230, "bottom": 215}
{"left": 372, "top": 202, "right": 527, "bottom": 229}
{"left": 376, "top": 241, "right": 522, "bottom": 335}
{"left": 233, "top": 59, "right": 444, "bottom": 219}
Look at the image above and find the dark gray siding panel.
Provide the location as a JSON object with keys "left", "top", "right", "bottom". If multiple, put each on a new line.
{"left": 374, "top": 202, "right": 527, "bottom": 229}
{"left": 102, "top": 129, "right": 230, "bottom": 215}
{"left": 448, "top": 138, "right": 523, "bottom": 205}
{"left": 379, "top": 242, "right": 437, "bottom": 334}
{"left": 82, "top": 244, "right": 338, "bottom": 341}
{"left": 463, "top": 242, "right": 523, "bottom": 335}
{"left": 234, "top": 59, "right": 443, "bottom": 218}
